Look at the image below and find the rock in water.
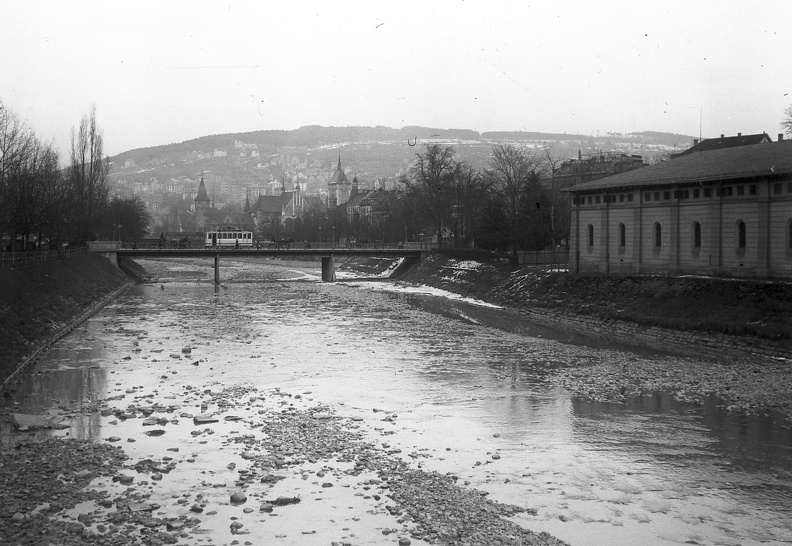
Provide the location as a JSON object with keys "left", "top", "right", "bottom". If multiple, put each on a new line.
{"left": 193, "top": 414, "right": 219, "bottom": 425}
{"left": 230, "top": 491, "right": 247, "bottom": 504}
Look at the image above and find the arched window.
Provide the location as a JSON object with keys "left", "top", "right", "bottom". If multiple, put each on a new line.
{"left": 693, "top": 222, "right": 701, "bottom": 248}
{"left": 654, "top": 223, "right": 662, "bottom": 248}
{"left": 737, "top": 221, "right": 746, "bottom": 248}
{"left": 587, "top": 224, "right": 594, "bottom": 246}
{"left": 788, "top": 219, "right": 792, "bottom": 249}
{"left": 618, "top": 223, "right": 626, "bottom": 247}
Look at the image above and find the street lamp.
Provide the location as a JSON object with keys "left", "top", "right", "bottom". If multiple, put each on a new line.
{"left": 318, "top": 227, "right": 322, "bottom": 248}
{"left": 332, "top": 226, "right": 335, "bottom": 250}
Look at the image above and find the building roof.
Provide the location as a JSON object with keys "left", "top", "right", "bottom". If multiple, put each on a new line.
{"left": 303, "top": 195, "right": 325, "bottom": 211}
{"left": 670, "top": 132, "right": 772, "bottom": 158}
{"left": 567, "top": 140, "right": 792, "bottom": 193}
{"left": 327, "top": 153, "right": 351, "bottom": 187}
{"left": 195, "top": 178, "right": 210, "bottom": 202}
{"left": 250, "top": 192, "right": 291, "bottom": 214}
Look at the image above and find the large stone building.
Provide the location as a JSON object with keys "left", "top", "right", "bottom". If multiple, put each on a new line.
{"left": 247, "top": 181, "right": 306, "bottom": 231}
{"left": 566, "top": 136, "right": 792, "bottom": 279}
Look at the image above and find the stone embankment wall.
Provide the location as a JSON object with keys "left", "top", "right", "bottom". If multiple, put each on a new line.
{"left": 398, "top": 254, "right": 792, "bottom": 360}
{"left": 1, "top": 254, "right": 134, "bottom": 383}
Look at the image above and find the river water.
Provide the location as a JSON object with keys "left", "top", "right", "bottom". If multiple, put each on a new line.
{"left": 3, "top": 257, "right": 792, "bottom": 546}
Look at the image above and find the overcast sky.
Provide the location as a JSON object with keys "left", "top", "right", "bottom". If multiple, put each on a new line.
{"left": 2, "top": 0, "right": 791, "bottom": 157}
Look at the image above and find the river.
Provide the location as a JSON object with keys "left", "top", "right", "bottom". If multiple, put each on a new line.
{"left": 2, "top": 257, "right": 791, "bottom": 545}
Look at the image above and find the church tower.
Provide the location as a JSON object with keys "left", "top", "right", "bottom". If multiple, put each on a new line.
{"left": 194, "top": 176, "right": 211, "bottom": 232}
{"left": 327, "top": 149, "right": 352, "bottom": 207}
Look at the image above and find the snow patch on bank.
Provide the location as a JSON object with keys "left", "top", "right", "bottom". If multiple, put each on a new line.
{"left": 348, "top": 280, "right": 502, "bottom": 309}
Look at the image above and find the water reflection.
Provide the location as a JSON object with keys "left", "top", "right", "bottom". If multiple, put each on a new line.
{"left": 1, "top": 366, "right": 106, "bottom": 446}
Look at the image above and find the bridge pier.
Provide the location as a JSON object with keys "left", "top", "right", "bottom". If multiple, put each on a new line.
{"left": 214, "top": 254, "right": 220, "bottom": 285}
{"left": 321, "top": 255, "right": 335, "bottom": 282}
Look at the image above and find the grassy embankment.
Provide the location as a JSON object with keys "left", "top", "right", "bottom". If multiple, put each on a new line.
{"left": 0, "top": 254, "right": 135, "bottom": 381}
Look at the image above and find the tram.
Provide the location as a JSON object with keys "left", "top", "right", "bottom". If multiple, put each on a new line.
{"left": 204, "top": 229, "right": 254, "bottom": 248}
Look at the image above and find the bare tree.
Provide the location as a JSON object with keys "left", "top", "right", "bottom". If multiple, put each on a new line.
{"left": 0, "top": 102, "right": 63, "bottom": 249}
{"left": 403, "top": 144, "right": 457, "bottom": 247}
{"left": 105, "top": 195, "right": 151, "bottom": 242}
{"left": 0, "top": 102, "right": 34, "bottom": 248}
{"left": 541, "top": 145, "right": 571, "bottom": 248}
{"left": 68, "top": 105, "right": 109, "bottom": 243}
{"left": 449, "top": 162, "right": 489, "bottom": 248}
{"left": 484, "top": 143, "right": 547, "bottom": 260}
{"left": 783, "top": 105, "right": 792, "bottom": 138}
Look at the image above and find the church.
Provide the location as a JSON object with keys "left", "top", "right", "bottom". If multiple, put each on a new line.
{"left": 192, "top": 177, "right": 253, "bottom": 233}
{"left": 327, "top": 151, "right": 353, "bottom": 208}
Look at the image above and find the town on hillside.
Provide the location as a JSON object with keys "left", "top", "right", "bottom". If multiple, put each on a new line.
{"left": 106, "top": 127, "right": 689, "bottom": 242}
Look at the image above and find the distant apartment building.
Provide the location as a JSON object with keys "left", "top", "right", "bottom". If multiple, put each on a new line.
{"left": 213, "top": 149, "right": 227, "bottom": 158}
{"left": 234, "top": 140, "right": 258, "bottom": 150}
{"left": 554, "top": 151, "right": 646, "bottom": 188}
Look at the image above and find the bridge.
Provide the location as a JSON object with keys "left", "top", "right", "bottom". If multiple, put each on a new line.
{"left": 89, "top": 242, "right": 423, "bottom": 283}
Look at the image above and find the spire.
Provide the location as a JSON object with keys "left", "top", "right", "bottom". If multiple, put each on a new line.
{"left": 195, "top": 176, "right": 210, "bottom": 203}
{"left": 337, "top": 148, "right": 341, "bottom": 170}
{"left": 349, "top": 174, "right": 359, "bottom": 201}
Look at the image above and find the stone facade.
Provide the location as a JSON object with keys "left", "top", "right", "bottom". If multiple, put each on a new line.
{"left": 567, "top": 139, "right": 792, "bottom": 279}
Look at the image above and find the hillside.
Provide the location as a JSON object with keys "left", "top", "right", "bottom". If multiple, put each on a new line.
{"left": 108, "top": 125, "right": 694, "bottom": 189}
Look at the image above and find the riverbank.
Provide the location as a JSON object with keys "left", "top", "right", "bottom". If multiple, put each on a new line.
{"left": 395, "top": 253, "right": 792, "bottom": 358}
{"left": 391, "top": 253, "right": 792, "bottom": 420}
{"left": 0, "top": 255, "right": 133, "bottom": 382}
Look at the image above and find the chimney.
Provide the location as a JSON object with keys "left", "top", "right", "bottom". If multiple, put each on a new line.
{"left": 693, "top": 138, "right": 699, "bottom": 146}
{"left": 720, "top": 134, "right": 724, "bottom": 138}
{"left": 738, "top": 133, "right": 742, "bottom": 137}
{"left": 779, "top": 133, "right": 785, "bottom": 141}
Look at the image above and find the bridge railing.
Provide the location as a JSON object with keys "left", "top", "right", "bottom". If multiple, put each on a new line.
{"left": 119, "top": 241, "right": 430, "bottom": 251}
{"left": 0, "top": 247, "right": 88, "bottom": 267}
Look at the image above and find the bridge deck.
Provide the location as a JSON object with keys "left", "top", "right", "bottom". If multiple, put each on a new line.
{"left": 116, "top": 248, "right": 422, "bottom": 259}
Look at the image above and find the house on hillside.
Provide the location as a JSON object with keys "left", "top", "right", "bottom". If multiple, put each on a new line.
{"left": 566, "top": 136, "right": 792, "bottom": 279}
